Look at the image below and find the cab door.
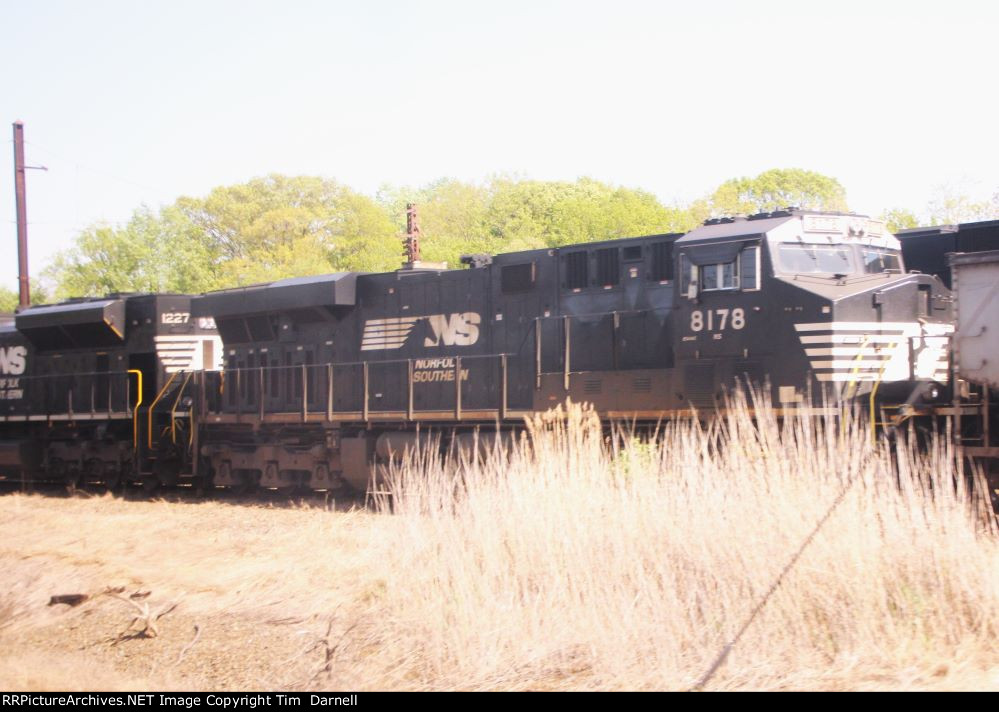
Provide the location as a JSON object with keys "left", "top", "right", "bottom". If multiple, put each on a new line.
{"left": 673, "top": 242, "right": 766, "bottom": 405}
{"left": 675, "top": 243, "right": 759, "bottom": 361}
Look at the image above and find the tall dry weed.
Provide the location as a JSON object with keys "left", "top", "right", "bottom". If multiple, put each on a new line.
{"left": 368, "top": 395, "right": 999, "bottom": 690}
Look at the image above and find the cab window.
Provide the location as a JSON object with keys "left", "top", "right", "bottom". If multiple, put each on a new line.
{"left": 860, "top": 248, "right": 903, "bottom": 273}
{"left": 684, "top": 243, "right": 760, "bottom": 294}
{"left": 702, "top": 262, "right": 736, "bottom": 291}
{"left": 778, "top": 244, "right": 853, "bottom": 274}
{"left": 740, "top": 246, "right": 760, "bottom": 290}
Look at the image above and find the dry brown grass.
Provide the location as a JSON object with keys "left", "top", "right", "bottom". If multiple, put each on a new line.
{"left": 1, "top": 398, "right": 998, "bottom": 690}
{"left": 370, "top": 398, "right": 999, "bottom": 690}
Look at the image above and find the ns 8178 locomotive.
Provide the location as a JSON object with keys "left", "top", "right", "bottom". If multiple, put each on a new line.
{"left": 188, "top": 208, "right": 953, "bottom": 493}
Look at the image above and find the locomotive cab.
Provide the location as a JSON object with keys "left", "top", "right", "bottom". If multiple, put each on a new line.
{"left": 674, "top": 210, "right": 952, "bottom": 410}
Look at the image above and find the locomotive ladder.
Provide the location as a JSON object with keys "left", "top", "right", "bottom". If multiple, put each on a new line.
{"left": 137, "top": 371, "right": 198, "bottom": 481}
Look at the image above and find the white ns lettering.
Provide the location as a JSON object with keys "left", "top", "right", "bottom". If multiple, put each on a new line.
{"left": 0, "top": 346, "right": 27, "bottom": 375}
{"left": 690, "top": 308, "right": 745, "bottom": 332}
{"left": 424, "top": 313, "right": 481, "bottom": 347}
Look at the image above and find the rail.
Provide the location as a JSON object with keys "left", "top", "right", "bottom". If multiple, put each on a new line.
{"left": 203, "top": 351, "right": 519, "bottom": 422}
{"left": 0, "top": 368, "right": 136, "bottom": 422}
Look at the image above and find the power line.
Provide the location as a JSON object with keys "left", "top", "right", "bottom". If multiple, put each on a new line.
{"left": 23, "top": 139, "right": 169, "bottom": 195}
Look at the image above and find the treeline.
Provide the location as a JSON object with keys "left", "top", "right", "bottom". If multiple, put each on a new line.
{"left": 2, "top": 167, "right": 996, "bottom": 307}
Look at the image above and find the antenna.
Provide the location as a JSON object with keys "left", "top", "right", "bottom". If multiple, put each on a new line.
{"left": 403, "top": 202, "right": 421, "bottom": 267}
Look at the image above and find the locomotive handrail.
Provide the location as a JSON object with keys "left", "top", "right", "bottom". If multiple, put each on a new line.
{"left": 128, "top": 369, "right": 143, "bottom": 451}
{"left": 210, "top": 351, "right": 520, "bottom": 421}
{"left": 869, "top": 356, "right": 893, "bottom": 443}
{"left": 147, "top": 371, "right": 179, "bottom": 448}
{"left": 534, "top": 305, "right": 672, "bottom": 320}
{"left": 0, "top": 368, "right": 135, "bottom": 421}
{"left": 842, "top": 335, "right": 873, "bottom": 400}
{"left": 169, "top": 371, "right": 193, "bottom": 445}
{"left": 563, "top": 316, "right": 571, "bottom": 391}
{"left": 840, "top": 335, "right": 873, "bottom": 437}
{"left": 224, "top": 352, "right": 519, "bottom": 371}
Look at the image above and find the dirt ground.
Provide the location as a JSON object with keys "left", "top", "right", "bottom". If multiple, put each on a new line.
{"left": 0, "top": 490, "right": 385, "bottom": 691}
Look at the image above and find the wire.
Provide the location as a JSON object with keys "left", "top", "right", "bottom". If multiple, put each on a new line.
{"left": 689, "top": 467, "right": 862, "bottom": 691}
{"left": 23, "top": 139, "right": 169, "bottom": 195}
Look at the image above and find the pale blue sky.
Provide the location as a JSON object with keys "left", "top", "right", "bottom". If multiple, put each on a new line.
{"left": 2, "top": 0, "right": 997, "bottom": 290}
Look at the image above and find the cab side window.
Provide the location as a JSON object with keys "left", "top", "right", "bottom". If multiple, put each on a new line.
{"left": 701, "top": 262, "right": 737, "bottom": 291}
{"left": 682, "top": 243, "right": 761, "bottom": 296}
{"left": 740, "top": 246, "right": 760, "bottom": 290}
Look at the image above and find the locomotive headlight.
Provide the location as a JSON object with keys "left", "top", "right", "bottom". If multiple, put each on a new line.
{"left": 920, "top": 383, "right": 946, "bottom": 403}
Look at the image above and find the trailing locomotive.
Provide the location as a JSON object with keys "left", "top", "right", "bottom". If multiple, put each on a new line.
{"left": 0, "top": 208, "right": 960, "bottom": 494}
{"left": 0, "top": 293, "right": 221, "bottom": 489}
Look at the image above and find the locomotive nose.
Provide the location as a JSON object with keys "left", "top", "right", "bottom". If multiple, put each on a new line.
{"left": 828, "top": 273, "right": 951, "bottom": 330}
{"left": 793, "top": 274, "right": 953, "bottom": 388}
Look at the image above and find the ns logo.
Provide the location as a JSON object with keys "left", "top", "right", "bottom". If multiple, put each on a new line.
{"left": 424, "top": 312, "right": 480, "bottom": 347}
{"left": 359, "top": 312, "right": 481, "bottom": 351}
{"left": 0, "top": 346, "right": 27, "bottom": 376}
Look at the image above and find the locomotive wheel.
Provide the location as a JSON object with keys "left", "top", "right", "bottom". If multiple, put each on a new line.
{"left": 229, "top": 479, "right": 252, "bottom": 496}
{"left": 103, "top": 464, "right": 122, "bottom": 493}
{"left": 192, "top": 458, "right": 213, "bottom": 497}
{"left": 48, "top": 457, "right": 82, "bottom": 492}
{"left": 84, "top": 458, "right": 104, "bottom": 490}
{"left": 229, "top": 470, "right": 258, "bottom": 496}
{"left": 47, "top": 456, "right": 65, "bottom": 483}
{"left": 153, "top": 458, "right": 181, "bottom": 489}
{"left": 276, "top": 473, "right": 305, "bottom": 495}
{"left": 64, "top": 465, "right": 83, "bottom": 494}
{"left": 140, "top": 474, "right": 160, "bottom": 496}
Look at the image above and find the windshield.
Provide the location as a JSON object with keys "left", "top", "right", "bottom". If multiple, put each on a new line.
{"left": 778, "top": 244, "right": 854, "bottom": 274}
{"left": 860, "top": 247, "right": 903, "bottom": 273}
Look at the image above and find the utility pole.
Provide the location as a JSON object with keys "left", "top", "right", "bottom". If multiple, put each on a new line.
{"left": 12, "top": 121, "right": 29, "bottom": 308}
{"left": 11, "top": 121, "right": 46, "bottom": 310}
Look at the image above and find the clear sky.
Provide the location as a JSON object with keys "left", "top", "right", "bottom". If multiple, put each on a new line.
{"left": 2, "top": 0, "right": 997, "bottom": 291}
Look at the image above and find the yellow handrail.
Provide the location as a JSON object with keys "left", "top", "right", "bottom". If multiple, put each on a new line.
{"left": 128, "top": 369, "right": 143, "bottom": 451}
{"left": 169, "top": 372, "right": 193, "bottom": 444}
{"left": 843, "top": 335, "right": 873, "bottom": 401}
{"left": 869, "top": 356, "right": 893, "bottom": 444}
{"left": 841, "top": 335, "right": 873, "bottom": 438}
{"left": 147, "top": 371, "right": 179, "bottom": 449}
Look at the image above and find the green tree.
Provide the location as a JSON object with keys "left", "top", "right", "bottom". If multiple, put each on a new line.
{"left": 0, "top": 281, "right": 50, "bottom": 312}
{"left": 380, "top": 176, "right": 696, "bottom": 267}
{"left": 880, "top": 208, "right": 920, "bottom": 234}
{"left": 176, "top": 174, "right": 399, "bottom": 275}
{"left": 927, "top": 185, "right": 999, "bottom": 225}
{"left": 48, "top": 174, "right": 402, "bottom": 297}
{"left": 0, "top": 287, "right": 16, "bottom": 313}
{"left": 708, "top": 168, "right": 848, "bottom": 216}
{"left": 45, "top": 206, "right": 219, "bottom": 299}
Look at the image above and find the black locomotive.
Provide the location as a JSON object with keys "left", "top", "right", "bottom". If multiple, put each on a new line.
{"left": 0, "top": 209, "right": 963, "bottom": 493}
{"left": 0, "top": 293, "right": 221, "bottom": 489}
